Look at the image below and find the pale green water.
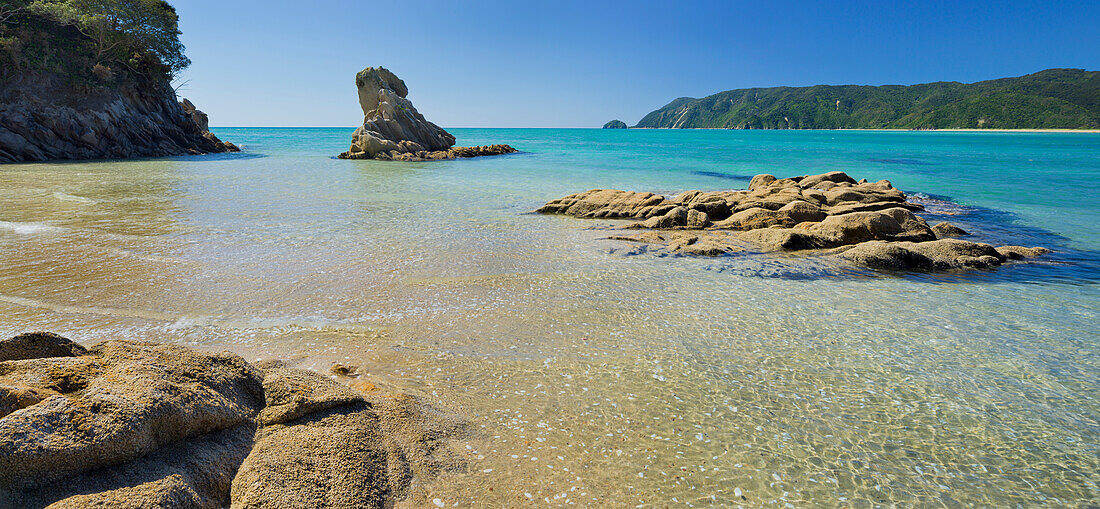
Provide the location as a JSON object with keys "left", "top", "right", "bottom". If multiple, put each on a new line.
{"left": 0, "top": 128, "right": 1097, "bottom": 507}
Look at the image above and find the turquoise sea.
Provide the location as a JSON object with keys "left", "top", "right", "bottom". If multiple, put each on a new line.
{"left": 1, "top": 128, "right": 1098, "bottom": 506}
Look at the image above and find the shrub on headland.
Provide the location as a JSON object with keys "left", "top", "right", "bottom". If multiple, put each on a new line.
{"left": 0, "top": 0, "right": 188, "bottom": 85}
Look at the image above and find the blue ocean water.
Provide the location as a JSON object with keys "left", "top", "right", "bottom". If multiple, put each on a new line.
{"left": 1, "top": 128, "right": 1097, "bottom": 505}
{"left": 227, "top": 127, "right": 1100, "bottom": 247}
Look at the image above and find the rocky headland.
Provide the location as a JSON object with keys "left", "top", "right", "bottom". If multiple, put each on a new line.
{"left": 0, "top": 4, "right": 238, "bottom": 163}
{"left": 538, "top": 171, "right": 1050, "bottom": 271}
{"left": 0, "top": 332, "right": 468, "bottom": 508}
{"left": 0, "top": 73, "right": 238, "bottom": 163}
{"left": 337, "top": 67, "right": 516, "bottom": 161}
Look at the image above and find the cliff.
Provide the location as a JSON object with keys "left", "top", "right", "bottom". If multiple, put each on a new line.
{"left": 633, "top": 69, "right": 1100, "bottom": 129}
{"left": 0, "top": 72, "right": 237, "bottom": 162}
{"left": 0, "top": 1, "right": 237, "bottom": 163}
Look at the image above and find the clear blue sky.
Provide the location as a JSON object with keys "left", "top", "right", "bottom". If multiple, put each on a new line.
{"left": 175, "top": 0, "right": 1100, "bottom": 128}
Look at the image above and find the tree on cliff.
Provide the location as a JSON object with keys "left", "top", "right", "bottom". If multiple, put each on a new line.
{"left": 30, "top": 0, "right": 189, "bottom": 74}
{"left": 1, "top": 0, "right": 189, "bottom": 81}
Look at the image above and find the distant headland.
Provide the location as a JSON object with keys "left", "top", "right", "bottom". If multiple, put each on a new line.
{"left": 627, "top": 69, "right": 1099, "bottom": 130}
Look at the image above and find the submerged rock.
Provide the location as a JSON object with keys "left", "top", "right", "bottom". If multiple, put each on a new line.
{"left": 538, "top": 170, "right": 1050, "bottom": 272}
{"left": 0, "top": 333, "right": 468, "bottom": 508}
{"left": 337, "top": 67, "right": 516, "bottom": 161}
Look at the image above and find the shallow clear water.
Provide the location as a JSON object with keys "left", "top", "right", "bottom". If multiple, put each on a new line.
{"left": 1, "top": 128, "right": 1097, "bottom": 507}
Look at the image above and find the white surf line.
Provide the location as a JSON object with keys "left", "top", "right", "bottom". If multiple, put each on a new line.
{"left": 0, "top": 221, "right": 66, "bottom": 234}
{"left": 0, "top": 294, "right": 177, "bottom": 321}
{"left": 104, "top": 246, "right": 188, "bottom": 264}
{"left": 0, "top": 293, "right": 386, "bottom": 335}
{"left": 52, "top": 191, "right": 99, "bottom": 204}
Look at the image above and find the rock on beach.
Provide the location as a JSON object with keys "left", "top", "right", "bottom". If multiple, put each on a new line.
{"left": 0, "top": 332, "right": 467, "bottom": 508}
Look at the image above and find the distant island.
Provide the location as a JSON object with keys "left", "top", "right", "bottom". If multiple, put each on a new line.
{"left": 603, "top": 120, "right": 628, "bottom": 129}
{"left": 632, "top": 69, "right": 1100, "bottom": 130}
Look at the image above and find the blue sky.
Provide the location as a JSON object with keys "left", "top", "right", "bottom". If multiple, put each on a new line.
{"left": 175, "top": 0, "right": 1100, "bottom": 128}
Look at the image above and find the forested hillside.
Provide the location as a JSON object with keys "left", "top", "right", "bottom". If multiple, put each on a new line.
{"left": 634, "top": 69, "right": 1100, "bottom": 129}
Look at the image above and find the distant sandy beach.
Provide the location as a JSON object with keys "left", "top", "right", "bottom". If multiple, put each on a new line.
{"left": 627, "top": 127, "right": 1100, "bottom": 133}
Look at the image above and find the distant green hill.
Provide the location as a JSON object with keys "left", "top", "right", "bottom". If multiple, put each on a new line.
{"left": 633, "top": 69, "right": 1100, "bottom": 129}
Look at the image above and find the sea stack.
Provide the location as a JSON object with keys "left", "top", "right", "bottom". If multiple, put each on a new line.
{"left": 338, "top": 66, "right": 516, "bottom": 161}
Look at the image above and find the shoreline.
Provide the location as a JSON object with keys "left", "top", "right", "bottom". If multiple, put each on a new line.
{"left": 623, "top": 127, "right": 1100, "bottom": 133}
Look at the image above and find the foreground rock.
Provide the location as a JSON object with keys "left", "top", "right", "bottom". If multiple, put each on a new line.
{"left": 0, "top": 333, "right": 467, "bottom": 508}
{"left": 538, "top": 171, "right": 1049, "bottom": 272}
{"left": 337, "top": 67, "right": 516, "bottom": 161}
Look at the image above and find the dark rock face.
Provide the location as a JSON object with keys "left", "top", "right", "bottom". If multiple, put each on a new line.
{"left": 603, "top": 120, "right": 628, "bottom": 129}
{"left": 337, "top": 67, "right": 516, "bottom": 161}
{"left": 0, "top": 73, "right": 238, "bottom": 163}
{"left": 0, "top": 333, "right": 468, "bottom": 508}
{"left": 538, "top": 171, "right": 1049, "bottom": 272}
{"left": 180, "top": 98, "right": 240, "bottom": 153}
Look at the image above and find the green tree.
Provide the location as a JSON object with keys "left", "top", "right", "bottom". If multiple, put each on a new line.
{"left": 28, "top": 0, "right": 189, "bottom": 76}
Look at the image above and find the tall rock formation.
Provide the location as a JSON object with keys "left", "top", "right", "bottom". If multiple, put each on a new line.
{"left": 338, "top": 66, "right": 516, "bottom": 161}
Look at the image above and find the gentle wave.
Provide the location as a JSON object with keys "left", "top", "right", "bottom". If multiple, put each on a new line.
{"left": 0, "top": 294, "right": 175, "bottom": 320}
{"left": 0, "top": 221, "right": 66, "bottom": 234}
{"left": 52, "top": 191, "right": 99, "bottom": 204}
{"left": 104, "top": 247, "right": 187, "bottom": 264}
{"left": 0, "top": 293, "right": 385, "bottom": 334}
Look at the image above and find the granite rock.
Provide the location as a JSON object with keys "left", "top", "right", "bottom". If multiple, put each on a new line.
{"left": 538, "top": 171, "right": 1049, "bottom": 272}
{"left": 0, "top": 333, "right": 468, "bottom": 508}
{"left": 337, "top": 67, "right": 515, "bottom": 161}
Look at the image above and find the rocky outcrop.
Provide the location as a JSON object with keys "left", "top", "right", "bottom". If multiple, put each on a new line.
{"left": 0, "top": 333, "right": 467, "bottom": 508}
{"left": 0, "top": 73, "right": 238, "bottom": 163}
{"left": 931, "top": 221, "right": 968, "bottom": 238}
{"left": 537, "top": 189, "right": 676, "bottom": 218}
{"left": 180, "top": 98, "right": 240, "bottom": 153}
{"left": 603, "top": 120, "right": 628, "bottom": 129}
{"left": 538, "top": 171, "right": 1049, "bottom": 272}
{"left": 337, "top": 67, "right": 516, "bottom": 161}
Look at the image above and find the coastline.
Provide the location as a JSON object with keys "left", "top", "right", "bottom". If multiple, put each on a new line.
{"left": 625, "top": 127, "right": 1100, "bottom": 133}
